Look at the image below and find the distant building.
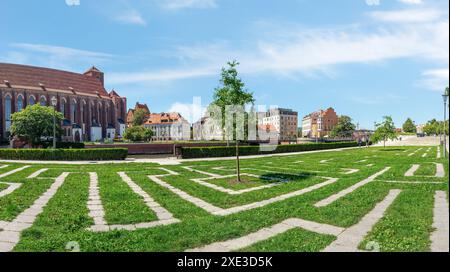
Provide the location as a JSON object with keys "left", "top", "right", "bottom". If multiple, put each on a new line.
{"left": 302, "top": 107, "right": 338, "bottom": 138}
{"left": 126, "top": 102, "right": 150, "bottom": 127}
{"left": 416, "top": 124, "right": 425, "bottom": 134}
{"left": 259, "top": 108, "right": 298, "bottom": 142}
{"left": 143, "top": 112, "right": 190, "bottom": 141}
{"left": 193, "top": 114, "right": 223, "bottom": 141}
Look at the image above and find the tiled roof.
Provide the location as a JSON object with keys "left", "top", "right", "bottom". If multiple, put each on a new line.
{"left": 144, "top": 112, "right": 186, "bottom": 125}
{"left": 0, "top": 63, "right": 109, "bottom": 96}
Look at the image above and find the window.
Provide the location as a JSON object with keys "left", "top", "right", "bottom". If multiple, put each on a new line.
{"left": 17, "top": 96, "right": 24, "bottom": 111}
{"left": 61, "top": 101, "right": 65, "bottom": 117}
{"left": 40, "top": 96, "right": 46, "bottom": 106}
{"left": 71, "top": 100, "right": 77, "bottom": 123}
{"left": 29, "top": 96, "right": 36, "bottom": 106}
{"left": 5, "top": 95, "right": 12, "bottom": 131}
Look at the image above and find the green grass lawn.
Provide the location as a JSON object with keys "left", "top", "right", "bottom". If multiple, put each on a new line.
{"left": 0, "top": 146, "right": 448, "bottom": 252}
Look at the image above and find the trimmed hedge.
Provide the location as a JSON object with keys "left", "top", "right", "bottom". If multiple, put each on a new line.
{"left": 0, "top": 148, "right": 128, "bottom": 161}
{"left": 40, "top": 142, "right": 85, "bottom": 149}
{"left": 180, "top": 141, "right": 359, "bottom": 159}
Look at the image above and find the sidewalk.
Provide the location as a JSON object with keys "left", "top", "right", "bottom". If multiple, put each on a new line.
{"left": 0, "top": 147, "right": 359, "bottom": 165}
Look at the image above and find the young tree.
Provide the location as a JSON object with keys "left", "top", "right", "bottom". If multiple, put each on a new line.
{"left": 371, "top": 116, "right": 397, "bottom": 148}
{"left": 330, "top": 115, "right": 356, "bottom": 138}
{"left": 132, "top": 108, "right": 148, "bottom": 127}
{"left": 210, "top": 61, "right": 255, "bottom": 182}
{"left": 10, "top": 104, "right": 64, "bottom": 147}
{"left": 402, "top": 118, "right": 416, "bottom": 133}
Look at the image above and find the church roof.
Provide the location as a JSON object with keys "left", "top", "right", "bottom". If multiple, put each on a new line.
{"left": 0, "top": 63, "right": 111, "bottom": 97}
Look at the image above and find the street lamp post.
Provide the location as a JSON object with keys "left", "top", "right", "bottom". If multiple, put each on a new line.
{"left": 51, "top": 97, "right": 58, "bottom": 149}
{"left": 443, "top": 88, "right": 449, "bottom": 158}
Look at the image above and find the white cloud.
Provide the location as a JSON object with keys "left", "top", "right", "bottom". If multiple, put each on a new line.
{"left": 369, "top": 9, "right": 443, "bottom": 23}
{"left": 2, "top": 43, "right": 115, "bottom": 70}
{"left": 108, "top": 66, "right": 216, "bottom": 85}
{"left": 168, "top": 100, "right": 206, "bottom": 123}
{"left": 160, "top": 0, "right": 217, "bottom": 10}
{"left": 420, "top": 69, "right": 449, "bottom": 91}
{"left": 398, "top": 0, "right": 422, "bottom": 4}
{"left": 115, "top": 9, "right": 147, "bottom": 26}
{"left": 108, "top": 18, "right": 448, "bottom": 84}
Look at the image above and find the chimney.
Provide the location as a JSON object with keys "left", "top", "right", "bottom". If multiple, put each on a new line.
{"left": 84, "top": 66, "right": 104, "bottom": 86}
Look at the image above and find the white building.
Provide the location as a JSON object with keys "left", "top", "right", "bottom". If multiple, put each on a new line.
{"left": 193, "top": 114, "right": 223, "bottom": 141}
{"left": 143, "top": 112, "right": 191, "bottom": 141}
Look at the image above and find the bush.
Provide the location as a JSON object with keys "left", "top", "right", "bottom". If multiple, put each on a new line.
{"left": 180, "top": 142, "right": 359, "bottom": 159}
{"left": 123, "top": 126, "right": 153, "bottom": 142}
{"left": 40, "top": 142, "right": 85, "bottom": 149}
{"left": 0, "top": 148, "right": 128, "bottom": 161}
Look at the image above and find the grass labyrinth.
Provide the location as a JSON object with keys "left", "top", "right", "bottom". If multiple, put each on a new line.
{"left": 0, "top": 146, "right": 448, "bottom": 252}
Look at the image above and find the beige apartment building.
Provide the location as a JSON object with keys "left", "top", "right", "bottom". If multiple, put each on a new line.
{"left": 259, "top": 108, "right": 298, "bottom": 142}
{"left": 302, "top": 107, "right": 338, "bottom": 138}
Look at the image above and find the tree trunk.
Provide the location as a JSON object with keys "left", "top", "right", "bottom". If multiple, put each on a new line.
{"left": 236, "top": 140, "right": 241, "bottom": 182}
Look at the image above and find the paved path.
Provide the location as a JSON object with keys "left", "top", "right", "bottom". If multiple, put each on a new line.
{"left": 314, "top": 167, "right": 391, "bottom": 207}
{"left": 431, "top": 191, "right": 449, "bottom": 252}
{"left": 150, "top": 168, "right": 338, "bottom": 216}
{"left": 187, "top": 189, "right": 401, "bottom": 252}
{"left": 0, "top": 147, "right": 359, "bottom": 166}
{"left": 323, "top": 189, "right": 401, "bottom": 252}
{"left": 0, "top": 172, "right": 70, "bottom": 252}
{"left": 87, "top": 172, "right": 179, "bottom": 232}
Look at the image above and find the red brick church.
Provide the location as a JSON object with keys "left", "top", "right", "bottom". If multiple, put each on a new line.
{"left": 0, "top": 63, "right": 127, "bottom": 142}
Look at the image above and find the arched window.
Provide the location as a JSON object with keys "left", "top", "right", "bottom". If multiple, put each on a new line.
{"left": 71, "top": 100, "right": 77, "bottom": 123}
{"left": 97, "top": 103, "right": 102, "bottom": 126}
{"left": 60, "top": 99, "right": 66, "bottom": 118}
{"left": 17, "top": 95, "right": 24, "bottom": 111}
{"left": 40, "top": 96, "right": 46, "bottom": 106}
{"left": 29, "top": 96, "right": 36, "bottom": 106}
{"left": 5, "top": 95, "right": 12, "bottom": 131}
{"left": 80, "top": 101, "right": 85, "bottom": 124}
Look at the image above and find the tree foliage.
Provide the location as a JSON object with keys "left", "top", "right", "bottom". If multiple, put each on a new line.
{"left": 123, "top": 126, "right": 153, "bottom": 142}
{"left": 132, "top": 108, "right": 148, "bottom": 127}
{"left": 330, "top": 115, "right": 356, "bottom": 138}
{"left": 402, "top": 118, "right": 417, "bottom": 133}
{"left": 423, "top": 119, "right": 449, "bottom": 135}
{"left": 10, "top": 104, "right": 64, "bottom": 146}
{"left": 210, "top": 61, "right": 255, "bottom": 182}
{"left": 371, "top": 116, "right": 397, "bottom": 148}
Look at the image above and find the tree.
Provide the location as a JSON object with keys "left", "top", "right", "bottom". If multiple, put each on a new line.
{"left": 330, "top": 115, "right": 356, "bottom": 138}
{"left": 123, "top": 126, "right": 153, "bottom": 142}
{"left": 371, "top": 116, "right": 397, "bottom": 148}
{"left": 402, "top": 118, "right": 416, "bottom": 133}
{"left": 210, "top": 61, "right": 255, "bottom": 182}
{"left": 132, "top": 108, "right": 147, "bottom": 127}
{"left": 10, "top": 104, "right": 64, "bottom": 147}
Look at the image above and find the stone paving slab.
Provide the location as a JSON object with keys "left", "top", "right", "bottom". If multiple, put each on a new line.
{"left": 322, "top": 189, "right": 402, "bottom": 252}
{"left": 26, "top": 168, "right": 49, "bottom": 179}
{"left": 0, "top": 165, "right": 31, "bottom": 178}
{"left": 314, "top": 167, "right": 391, "bottom": 207}
{"left": 186, "top": 218, "right": 344, "bottom": 252}
{"left": 86, "top": 172, "right": 180, "bottom": 233}
{"left": 151, "top": 172, "right": 338, "bottom": 216}
{"left": 0, "top": 172, "right": 70, "bottom": 252}
{"left": 431, "top": 191, "right": 449, "bottom": 252}
{"left": 0, "top": 182, "right": 22, "bottom": 198}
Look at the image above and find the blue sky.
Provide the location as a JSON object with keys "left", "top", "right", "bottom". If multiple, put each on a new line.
{"left": 0, "top": 0, "right": 448, "bottom": 129}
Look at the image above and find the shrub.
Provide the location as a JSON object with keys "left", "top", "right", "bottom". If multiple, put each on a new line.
{"left": 40, "top": 142, "right": 85, "bottom": 149}
{"left": 0, "top": 148, "right": 128, "bottom": 161}
{"left": 180, "top": 142, "right": 359, "bottom": 159}
{"left": 123, "top": 126, "right": 153, "bottom": 142}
